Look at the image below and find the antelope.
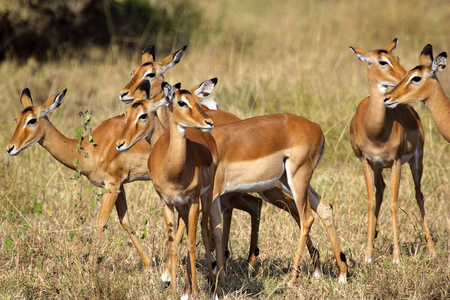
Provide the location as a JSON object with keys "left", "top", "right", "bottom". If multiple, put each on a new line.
{"left": 119, "top": 82, "right": 348, "bottom": 284}
{"left": 6, "top": 88, "right": 155, "bottom": 269}
{"left": 122, "top": 46, "right": 264, "bottom": 272}
{"left": 119, "top": 44, "right": 187, "bottom": 103}
{"left": 384, "top": 44, "right": 449, "bottom": 142}
{"left": 349, "top": 39, "right": 435, "bottom": 263}
{"left": 117, "top": 80, "right": 224, "bottom": 298}
{"left": 122, "top": 49, "right": 348, "bottom": 282}
{"left": 5, "top": 45, "right": 190, "bottom": 272}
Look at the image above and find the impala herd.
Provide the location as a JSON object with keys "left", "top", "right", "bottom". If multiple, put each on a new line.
{"left": 6, "top": 40, "right": 448, "bottom": 298}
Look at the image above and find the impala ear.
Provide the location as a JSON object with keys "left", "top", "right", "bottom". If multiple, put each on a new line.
{"left": 40, "top": 89, "right": 67, "bottom": 117}
{"left": 173, "top": 82, "right": 181, "bottom": 91}
{"left": 193, "top": 78, "right": 218, "bottom": 97}
{"left": 431, "top": 52, "right": 447, "bottom": 74}
{"left": 384, "top": 38, "right": 398, "bottom": 52}
{"left": 20, "top": 88, "right": 33, "bottom": 108}
{"left": 162, "top": 82, "right": 175, "bottom": 104}
{"left": 419, "top": 44, "right": 433, "bottom": 66}
{"left": 142, "top": 45, "right": 156, "bottom": 63}
{"left": 161, "top": 45, "right": 187, "bottom": 74}
{"left": 349, "top": 46, "right": 371, "bottom": 63}
{"left": 134, "top": 80, "right": 150, "bottom": 100}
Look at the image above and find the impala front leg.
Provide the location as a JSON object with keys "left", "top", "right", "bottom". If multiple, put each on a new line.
{"left": 362, "top": 159, "right": 376, "bottom": 263}
{"left": 186, "top": 201, "right": 200, "bottom": 298}
{"left": 164, "top": 204, "right": 178, "bottom": 298}
{"left": 390, "top": 159, "right": 401, "bottom": 263}
{"left": 90, "top": 184, "right": 119, "bottom": 268}
{"left": 115, "top": 185, "right": 152, "bottom": 270}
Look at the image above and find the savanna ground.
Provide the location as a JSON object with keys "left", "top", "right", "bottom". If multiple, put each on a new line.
{"left": 1, "top": 0, "right": 449, "bottom": 299}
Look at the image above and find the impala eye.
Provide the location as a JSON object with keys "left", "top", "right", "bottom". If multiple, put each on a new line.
{"left": 379, "top": 61, "right": 388, "bottom": 66}
{"left": 178, "top": 101, "right": 187, "bottom": 108}
{"left": 146, "top": 72, "right": 156, "bottom": 78}
{"left": 27, "top": 118, "right": 37, "bottom": 126}
{"left": 138, "top": 113, "right": 148, "bottom": 120}
{"left": 411, "top": 76, "right": 422, "bottom": 83}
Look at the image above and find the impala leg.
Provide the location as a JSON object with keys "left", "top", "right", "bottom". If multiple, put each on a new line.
{"left": 114, "top": 185, "right": 152, "bottom": 271}
{"left": 90, "top": 185, "right": 118, "bottom": 268}
{"left": 186, "top": 201, "right": 200, "bottom": 298}
{"left": 221, "top": 193, "right": 262, "bottom": 267}
{"left": 390, "top": 159, "right": 401, "bottom": 263}
{"left": 261, "top": 186, "right": 321, "bottom": 275}
{"left": 409, "top": 151, "right": 435, "bottom": 255}
{"left": 221, "top": 206, "right": 233, "bottom": 261}
{"left": 308, "top": 186, "right": 347, "bottom": 282}
{"left": 288, "top": 168, "right": 314, "bottom": 285}
{"left": 200, "top": 191, "right": 216, "bottom": 292}
{"left": 211, "top": 196, "right": 225, "bottom": 284}
{"left": 162, "top": 215, "right": 186, "bottom": 288}
{"left": 373, "top": 168, "right": 385, "bottom": 241}
{"left": 362, "top": 159, "right": 376, "bottom": 263}
{"left": 164, "top": 204, "right": 178, "bottom": 298}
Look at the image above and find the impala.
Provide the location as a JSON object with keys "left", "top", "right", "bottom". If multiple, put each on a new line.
{"left": 349, "top": 39, "right": 434, "bottom": 263}
{"left": 122, "top": 50, "right": 348, "bottom": 282}
{"left": 6, "top": 88, "right": 154, "bottom": 269}
{"left": 117, "top": 80, "right": 224, "bottom": 298}
{"left": 119, "top": 44, "right": 187, "bottom": 103}
{"left": 384, "top": 44, "right": 449, "bottom": 142}
{"left": 122, "top": 46, "right": 264, "bottom": 272}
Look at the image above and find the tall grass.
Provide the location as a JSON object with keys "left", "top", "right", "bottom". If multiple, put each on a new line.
{"left": 1, "top": 0, "right": 449, "bottom": 298}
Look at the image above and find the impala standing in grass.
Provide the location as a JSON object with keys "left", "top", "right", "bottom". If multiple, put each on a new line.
{"left": 117, "top": 79, "right": 224, "bottom": 299}
{"left": 349, "top": 39, "right": 434, "bottom": 263}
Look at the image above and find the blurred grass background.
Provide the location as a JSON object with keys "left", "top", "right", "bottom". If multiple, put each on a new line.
{"left": 0, "top": 0, "right": 449, "bottom": 298}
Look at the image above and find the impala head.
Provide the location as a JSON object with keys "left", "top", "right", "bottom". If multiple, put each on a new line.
{"left": 384, "top": 44, "right": 447, "bottom": 108}
{"left": 116, "top": 78, "right": 217, "bottom": 152}
{"left": 350, "top": 38, "right": 406, "bottom": 93}
{"left": 119, "top": 45, "right": 187, "bottom": 104}
{"left": 6, "top": 88, "right": 67, "bottom": 156}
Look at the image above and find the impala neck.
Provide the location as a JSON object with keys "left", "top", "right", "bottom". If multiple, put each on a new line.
{"left": 423, "top": 82, "right": 450, "bottom": 141}
{"left": 364, "top": 76, "right": 389, "bottom": 140}
{"left": 39, "top": 118, "right": 81, "bottom": 171}
{"left": 164, "top": 120, "right": 187, "bottom": 181}
{"left": 147, "top": 112, "right": 167, "bottom": 148}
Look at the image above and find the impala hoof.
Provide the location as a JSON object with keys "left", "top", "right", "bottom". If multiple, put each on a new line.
{"left": 365, "top": 257, "right": 372, "bottom": 264}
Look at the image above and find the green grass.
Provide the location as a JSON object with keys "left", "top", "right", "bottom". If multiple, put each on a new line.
{"left": 1, "top": 0, "right": 449, "bottom": 298}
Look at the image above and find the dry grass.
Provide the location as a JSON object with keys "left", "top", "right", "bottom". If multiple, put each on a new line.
{"left": 1, "top": 0, "right": 449, "bottom": 299}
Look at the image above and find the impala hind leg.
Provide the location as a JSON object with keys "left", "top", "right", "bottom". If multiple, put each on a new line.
{"left": 409, "top": 151, "right": 435, "bottom": 255}
{"left": 221, "top": 193, "right": 262, "bottom": 267}
{"left": 115, "top": 186, "right": 152, "bottom": 270}
{"left": 287, "top": 168, "right": 314, "bottom": 285}
{"left": 308, "top": 186, "right": 347, "bottom": 282}
{"left": 261, "top": 186, "right": 322, "bottom": 276}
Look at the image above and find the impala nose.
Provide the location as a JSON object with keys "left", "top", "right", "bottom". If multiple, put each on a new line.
{"left": 116, "top": 141, "right": 126, "bottom": 152}
{"left": 384, "top": 96, "right": 391, "bottom": 103}
{"left": 6, "top": 145, "right": 14, "bottom": 155}
{"left": 119, "top": 91, "right": 129, "bottom": 99}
